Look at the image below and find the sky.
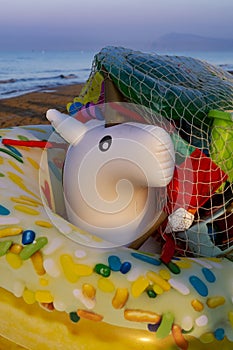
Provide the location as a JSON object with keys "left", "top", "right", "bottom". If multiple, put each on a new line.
{"left": 0, "top": 0, "right": 233, "bottom": 51}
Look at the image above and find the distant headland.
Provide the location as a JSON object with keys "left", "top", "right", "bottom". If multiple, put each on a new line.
{"left": 152, "top": 33, "right": 233, "bottom": 51}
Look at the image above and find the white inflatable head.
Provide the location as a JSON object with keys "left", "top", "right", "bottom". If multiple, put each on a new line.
{"left": 46, "top": 108, "right": 175, "bottom": 246}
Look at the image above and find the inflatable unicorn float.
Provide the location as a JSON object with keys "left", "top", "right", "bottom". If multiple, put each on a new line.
{"left": 46, "top": 107, "right": 175, "bottom": 247}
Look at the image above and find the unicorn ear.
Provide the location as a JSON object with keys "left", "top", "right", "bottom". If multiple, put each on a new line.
{"left": 46, "top": 109, "right": 87, "bottom": 145}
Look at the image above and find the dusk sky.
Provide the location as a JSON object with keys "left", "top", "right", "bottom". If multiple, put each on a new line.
{"left": 0, "top": 0, "right": 233, "bottom": 51}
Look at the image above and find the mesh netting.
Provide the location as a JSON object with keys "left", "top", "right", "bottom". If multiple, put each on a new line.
{"left": 67, "top": 46, "right": 233, "bottom": 258}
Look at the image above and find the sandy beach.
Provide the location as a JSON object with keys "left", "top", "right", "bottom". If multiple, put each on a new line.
{"left": 0, "top": 83, "right": 84, "bottom": 128}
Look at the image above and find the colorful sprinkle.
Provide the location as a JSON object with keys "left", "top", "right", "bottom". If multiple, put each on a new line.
{"left": 98, "top": 278, "right": 115, "bottom": 293}
{"left": 147, "top": 289, "right": 157, "bottom": 298}
{"left": 94, "top": 263, "right": 111, "bottom": 277}
{"left": 7, "top": 173, "right": 38, "bottom": 198}
{"left": 175, "top": 260, "right": 192, "bottom": 269}
{"left": 148, "top": 323, "right": 160, "bottom": 332}
{"left": 22, "top": 230, "right": 36, "bottom": 245}
{"left": 169, "top": 278, "right": 190, "bottom": 295}
{"left": 0, "top": 240, "right": 12, "bottom": 256}
{"left": 0, "top": 227, "right": 23, "bottom": 238}
{"left": 156, "top": 312, "right": 174, "bottom": 339}
{"left": 131, "top": 275, "right": 150, "bottom": 297}
{"left": 14, "top": 205, "right": 40, "bottom": 216}
{"left": 0, "top": 147, "right": 23, "bottom": 163}
{"left": 195, "top": 315, "right": 208, "bottom": 327}
{"left": 189, "top": 276, "right": 208, "bottom": 297}
{"left": 152, "top": 284, "right": 164, "bottom": 295}
{"left": 124, "top": 309, "right": 161, "bottom": 323}
{"left": 206, "top": 296, "right": 225, "bottom": 308}
{"left": 35, "top": 290, "right": 54, "bottom": 303}
{"left": 108, "top": 255, "right": 122, "bottom": 271}
{"left": 53, "top": 300, "right": 66, "bottom": 312}
{"left": 112, "top": 288, "right": 129, "bottom": 309}
{"left": 159, "top": 269, "right": 171, "bottom": 280}
{"left": 69, "top": 312, "right": 80, "bottom": 323}
{"left": 0, "top": 204, "right": 10, "bottom": 216}
{"left": 0, "top": 217, "right": 20, "bottom": 225}
{"left": 31, "top": 251, "right": 46, "bottom": 276}
{"left": 146, "top": 271, "right": 171, "bottom": 291}
{"left": 19, "top": 237, "right": 48, "bottom": 260}
{"left": 6, "top": 252, "right": 23, "bottom": 269}
{"left": 27, "top": 157, "right": 40, "bottom": 169}
{"left": 23, "top": 289, "right": 36, "bottom": 304}
{"left": 10, "top": 243, "right": 23, "bottom": 254}
{"left": 82, "top": 283, "right": 96, "bottom": 300}
{"left": 200, "top": 332, "right": 215, "bottom": 343}
{"left": 73, "top": 289, "right": 95, "bottom": 309}
{"left": 5, "top": 144, "right": 22, "bottom": 157}
{"left": 72, "top": 263, "right": 93, "bottom": 277}
{"left": 131, "top": 252, "right": 161, "bottom": 266}
{"left": 172, "top": 324, "right": 189, "bottom": 350}
{"left": 163, "top": 261, "right": 180, "bottom": 274}
{"left": 60, "top": 254, "right": 79, "bottom": 283}
{"left": 201, "top": 267, "right": 216, "bottom": 283}
{"left": 8, "top": 160, "right": 24, "bottom": 174}
{"left": 39, "top": 278, "right": 49, "bottom": 286}
{"left": 35, "top": 220, "right": 53, "bottom": 228}
{"left": 11, "top": 197, "right": 38, "bottom": 207}
{"left": 74, "top": 249, "right": 87, "bottom": 259}
{"left": 214, "top": 328, "right": 225, "bottom": 341}
{"left": 181, "top": 316, "right": 193, "bottom": 332}
{"left": 189, "top": 258, "right": 213, "bottom": 269}
{"left": 229, "top": 311, "right": 233, "bottom": 328}
{"left": 18, "top": 135, "right": 29, "bottom": 141}
{"left": 19, "top": 195, "right": 41, "bottom": 205}
{"left": 120, "top": 261, "right": 131, "bottom": 274}
{"left": 77, "top": 309, "right": 103, "bottom": 322}
{"left": 191, "top": 299, "right": 204, "bottom": 312}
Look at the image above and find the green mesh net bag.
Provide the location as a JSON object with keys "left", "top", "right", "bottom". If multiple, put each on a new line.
{"left": 67, "top": 46, "right": 233, "bottom": 259}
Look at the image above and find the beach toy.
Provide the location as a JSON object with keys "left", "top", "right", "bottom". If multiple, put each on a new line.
{"left": 166, "top": 137, "right": 228, "bottom": 231}
{"left": 208, "top": 109, "right": 233, "bottom": 183}
{"left": 93, "top": 47, "right": 233, "bottom": 139}
{"left": 0, "top": 122, "right": 233, "bottom": 350}
{"left": 46, "top": 108, "right": 175, "bottom": 247}
{"left": 66, "top": 71, "right": 104, "bottom": 114}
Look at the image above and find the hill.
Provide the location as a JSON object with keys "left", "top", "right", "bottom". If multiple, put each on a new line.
{"left": 152, "top": 33, "right": 233, "bottom": 51}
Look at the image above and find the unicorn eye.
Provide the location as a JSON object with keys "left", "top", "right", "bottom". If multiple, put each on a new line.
{"left": 99, "top": 135, "right": 112, "bottom": 152}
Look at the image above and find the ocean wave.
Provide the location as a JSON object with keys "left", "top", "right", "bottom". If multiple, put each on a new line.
{"left": 60, "top": 74, "right": 78, "bottom": 79}
{"left": 0, "top": 78, "right": 17, "bottom": 84}
{"left": 0, "top": 74, "right": 79, "bottom": 85}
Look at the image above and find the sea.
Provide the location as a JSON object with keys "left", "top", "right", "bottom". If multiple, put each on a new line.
{"left": 0, "top": 49, "right": 233, "bottom": 99}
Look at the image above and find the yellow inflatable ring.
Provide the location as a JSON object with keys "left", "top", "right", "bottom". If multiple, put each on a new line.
{"left": 0, "top": 124, "right": 232, "bottom": 350}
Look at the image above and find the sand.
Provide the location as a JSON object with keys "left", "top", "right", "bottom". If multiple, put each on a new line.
{"left": 0, "top": 84, "right": 84, "bottom": 128}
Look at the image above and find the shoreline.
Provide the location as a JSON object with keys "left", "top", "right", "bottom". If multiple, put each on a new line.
{"left": 0, "top": 83, "right": 84, "bottom": 128}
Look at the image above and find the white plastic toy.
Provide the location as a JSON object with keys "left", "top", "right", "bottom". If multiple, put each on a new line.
{"left": 46, "top": 109, "right": 175, "bottom": 246}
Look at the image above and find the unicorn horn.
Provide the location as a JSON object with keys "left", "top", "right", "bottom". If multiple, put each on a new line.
{"left": 46, "top": 109, "right": 87, "bottom": 145}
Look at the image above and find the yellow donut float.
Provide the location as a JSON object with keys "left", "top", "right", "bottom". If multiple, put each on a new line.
{"left": 0, "top": 112, "right": 233, "bottom": 350}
